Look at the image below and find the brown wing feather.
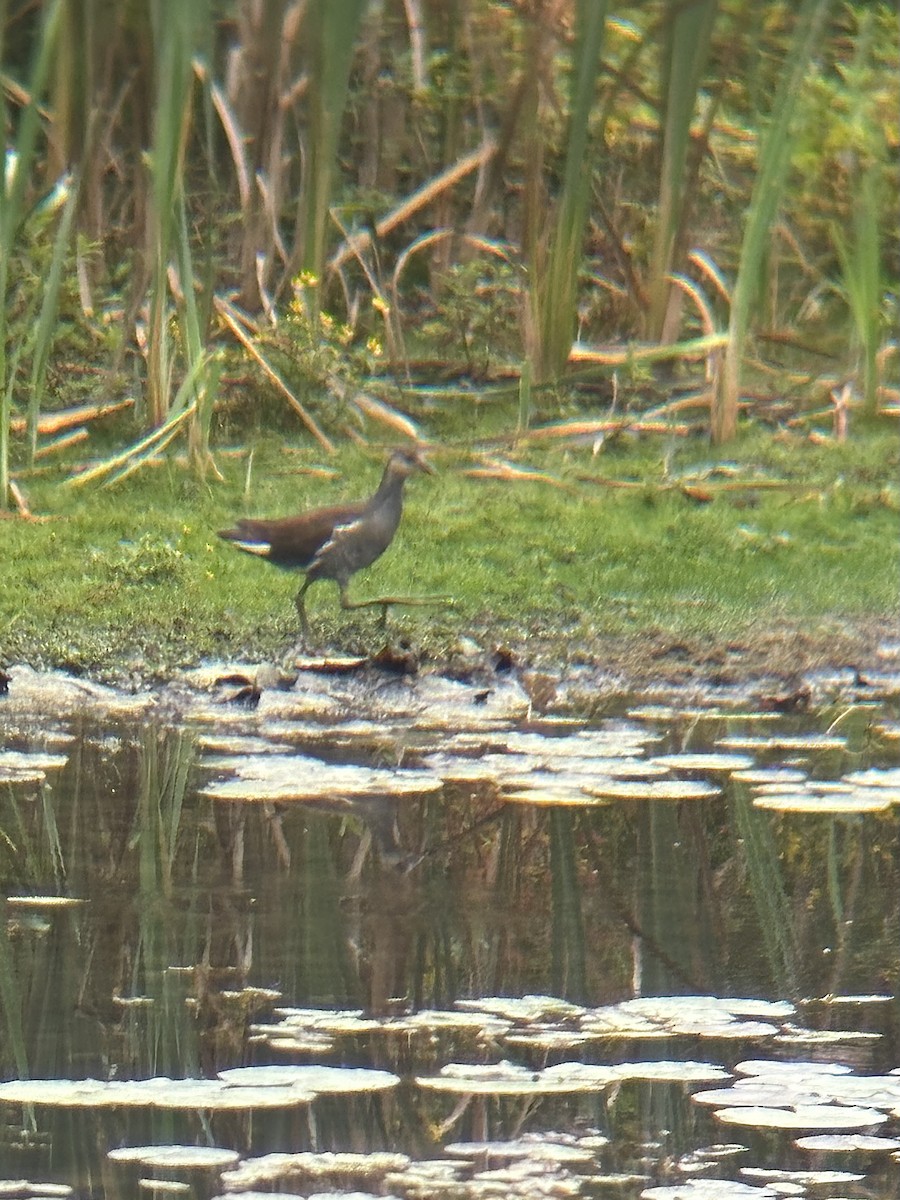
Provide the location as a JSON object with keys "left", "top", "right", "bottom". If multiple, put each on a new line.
{"left": 218, "top": 501, "right": 366, "bottom": 570}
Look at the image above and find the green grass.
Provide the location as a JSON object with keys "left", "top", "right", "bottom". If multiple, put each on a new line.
{"left": 0, "top": 426, "right": 897, "bottom": 680}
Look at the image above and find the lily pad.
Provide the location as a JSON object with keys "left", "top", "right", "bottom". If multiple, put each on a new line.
{"left": 650, "top": 753, "right": 755, "bottom": 773}
{"left": 795, "top": 1133, "right": 900, "bottom": 1151}
{"left": 221, "top": 1151, "right": 411, "bottom": 1191}
{"left": 714, "top": 1103, "right": 885, "bottom": 1130}
{"left": 641, "top": 1178, "right": 781, "bottom": 1197}
{"left": 752, "top": 786, "right": 892, "bottom": 813}
{"left": 217, "top": 1065, "right": 398, "bottom": 1093}
{"left": 716, "top": 734, "right": 846, "bottom": 753}
{"left": 416, "top": 1060, "right": 619, "bottom": 1095}
{"left": 0, "top": 1077, "right": 314, "bottom": 1110}
{"left": 200, "top": 756, "right": 441, "bottom": 802}
{"left": 108, "top": 1146, "right": 239, "bottom": 1169}
{"left": 582, "top": 779, "right": 721, "bottom": 801}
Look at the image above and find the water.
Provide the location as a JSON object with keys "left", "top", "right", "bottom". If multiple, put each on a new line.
{"left": 1, "top": 663, "right": 899, "bottom": 1198}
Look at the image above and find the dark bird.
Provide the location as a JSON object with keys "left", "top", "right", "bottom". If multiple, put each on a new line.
{"left": 218, "top": 446, "right": 435, "bottom": 640}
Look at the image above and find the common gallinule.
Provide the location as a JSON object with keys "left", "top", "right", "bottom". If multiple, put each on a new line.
{"left": 218, "top": 446, "right": 435, "bottom": 639}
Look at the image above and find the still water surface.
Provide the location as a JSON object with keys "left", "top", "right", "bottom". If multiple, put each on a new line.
{"left": 1, "top": 662, "right": 899, "bottom": 1198}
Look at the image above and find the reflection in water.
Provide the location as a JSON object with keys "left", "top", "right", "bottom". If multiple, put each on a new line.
{"left": 0, "top": 680, "right": 898, "bottom": 1196}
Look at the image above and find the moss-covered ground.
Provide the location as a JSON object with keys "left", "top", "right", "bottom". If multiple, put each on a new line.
{"left": 1, "top": 421, "right": 897, "bottom": 685}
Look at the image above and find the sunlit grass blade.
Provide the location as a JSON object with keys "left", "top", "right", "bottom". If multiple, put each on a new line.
{"left": 712, "top": 0, "right": 836, "bottom": 443}
{"left": 62, "top": 393, "right": 197, "bottom": 489}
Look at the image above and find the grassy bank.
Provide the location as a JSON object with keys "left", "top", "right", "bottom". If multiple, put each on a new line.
{"left": 1, "top": 425, "right": 897, "bottom": 683}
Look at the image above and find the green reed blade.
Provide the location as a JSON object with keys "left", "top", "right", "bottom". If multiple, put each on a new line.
{"left": 830, "top": 9, "right": 884, "bottom": 416}
{"left": 27, "top": 173, "right": 80, "bottom": 462}
{"left": 729, "top": 785, "right": 798, "bottom": 996}
{"left": 549, "top": 809, "right": 587, "bottom": 1001}
{"left": 713, "top": 0, "right": 835, "bottom": 443}
{"left": 529, "top": 0, "right": 608, "bottom": 384}
{"left": 647, "top": 0, "right": 718, "bottom": 339}
{"left": 146, "top": 0, "right": 204, "bottom": 428}
{"left": 0, "top": 0, "right": 63, "bottom": 508}
{"left": 302, "top": 0, "right": 367, "bottom": 297}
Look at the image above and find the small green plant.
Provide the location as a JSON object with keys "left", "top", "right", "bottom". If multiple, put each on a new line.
{"left": 420, "top": 259, "right": 521, "bottom": 377}
{"left": 256, "top": 273, "right": 385, "bottom": 417}
{"left": 101, "top": 534, "right": 186, "bottom": 587}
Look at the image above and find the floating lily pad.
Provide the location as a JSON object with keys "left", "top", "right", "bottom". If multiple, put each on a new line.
{"left": 650, "top": 753, "right": 755, "bottom": 773}
{"left": 427, "top": 751, "right": 537, "bottom": 784}
{"left": 503, "top": 1029, "right": 592, "bottom": 1050}
{"left": 503, "top": 728, "right": 659, "bottom": 759}
{"left": 693, "top": 1084, "right": 808, "bottom": 1110}
{"left": 108, "top": 1146, "right": 239, "bottom": 1169}
{"left": 200, "top": 756, "right": 441, "bottom": 802}
{"left": 740, "top": 1165, "right": 865, "bottom": 1184}
{"left": 455, "top": 994, "right": 584, "bottom": 1022}
{"left": 716, "top": 734, "right": 846, "bottom": 752}
{"left": 775, "top": 1025, "right": 881, "bottom": 1046}
{"left": 842, "top": 767, "right": 900, "bottom": 793}
{"left": 581, "top": 996, "right": 789, "bottom": 1042}
{"left": 221, "top": 1151, "right": 411, "bottom": 1191}
{"left": 444, "top": 1135, "right": 599, "bottom": 1163}
{"left": 217, "top": 1065, "right": 398, "bottom": 1093}
{"left": 0, "top": 750, "right": 69, "bottom": 782}
{"left": 803, "top": 993, "right": 892, "bottom": 1006}
{"left": 626, "top": 706, "right": 718, "bottom": 723}
{"left": 641, "top": 1177, "right": 780, "bottom": 1197}
{"left": 502, "top": 785, "right": 612, "bottom": 807}
{"left": 196, "top": 735, "right": 293, "bottom": 755}
{"left": 734, "top": 1060, "right": 851, "bottom": 1078}
{"left": 416, "top": 1060, "right": 620, "bottom": 1095}
{"left": 0, "top": 1077, "right": 314, "bottom": 1110}
{"left": 795, "top": 1133, "right": 900, "bottom": 1151}
{"left": 752, "top": 786, "right": 892, "bottom": 813}
{"left": 582, "top": 779, "right": 721, "bottom": 801}
{"left": 714, "top": 1104, "right": 885, "bottom": 1130}
{"left": 723, "top": 1060, "right": 900, "bottom": 1109}
{"left": 0, "top": 1185, "right": 75, "bottom": 1199}
{"left": 612, "top": 1061, "right": 728, "bottom": 1084}
{"left": 732, "top": 767, "right": 807, "bottom": 784}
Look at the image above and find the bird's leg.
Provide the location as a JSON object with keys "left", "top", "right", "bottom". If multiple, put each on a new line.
{"left": 294, "top": 579, "right": 312, "bottom": 644}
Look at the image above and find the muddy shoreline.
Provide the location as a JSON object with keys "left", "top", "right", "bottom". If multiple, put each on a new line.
{"left": 2, "top": 616, "right": 898, "bottom": 721}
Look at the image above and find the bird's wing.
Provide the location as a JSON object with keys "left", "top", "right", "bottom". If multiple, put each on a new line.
{"left": 218, "top": 502, "right": 367, "bottom": 569}
{"left": 308, "top": 516, "right": 365, "bottom": 572}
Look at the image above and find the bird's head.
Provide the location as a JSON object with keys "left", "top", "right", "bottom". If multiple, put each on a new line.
{"left": 388, "top": 445, "right": 436, "bottom": 478}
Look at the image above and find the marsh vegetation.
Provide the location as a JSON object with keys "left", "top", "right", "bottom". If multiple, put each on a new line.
{"left": 0, "top": 1, "right": 895, "bottom": 513}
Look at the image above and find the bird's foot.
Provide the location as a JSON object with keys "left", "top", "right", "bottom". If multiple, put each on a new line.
{"left": 340, "top": 593, "right": 454, "bottom": 630}
{"left": 342, "top": 593, "right": 455, "bottom": 612}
